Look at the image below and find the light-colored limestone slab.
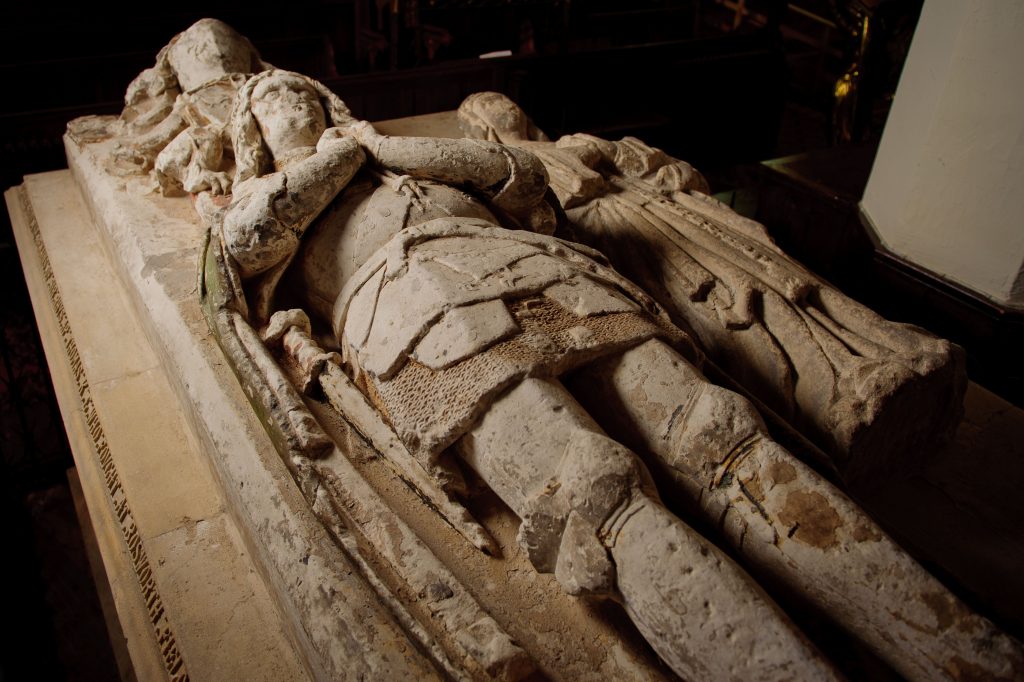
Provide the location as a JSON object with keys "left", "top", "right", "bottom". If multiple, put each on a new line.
{"left": 147, "top": 513, "right": 308, "bottom": 681}
{"left": 22, "top": 172, "right": 161, "bottom": 385}
{"left": 88, "top": 368, "right": 221, "bottom": 540}
{"left": 8, "top": 180, "right": 176, "bottom": 682}
{"left": 8, "top": 174, "right": 310, "bottom": 681}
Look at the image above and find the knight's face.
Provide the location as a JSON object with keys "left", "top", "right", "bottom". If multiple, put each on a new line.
{"left": 168, "top": 20, "right": 254, "bottom": 91}
{"left": 251, "top": 75, "right": 327, "bottom": 160}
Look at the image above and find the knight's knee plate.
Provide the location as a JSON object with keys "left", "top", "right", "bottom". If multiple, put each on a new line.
{"left": 667, "top": 384, "right": 766, "bottom": 481}
{"left": 517, "top": 428, "right": 655, "bottom": 596}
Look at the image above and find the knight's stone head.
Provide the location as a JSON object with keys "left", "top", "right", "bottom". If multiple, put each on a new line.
{"left": 164, "top": 19, "right": 264, "bottom": 91}
{"left": 458, "top": 91, "right": 548, "bottom": 143}
{"left": 231, "top": 70, "right": 355, "bottom": 183}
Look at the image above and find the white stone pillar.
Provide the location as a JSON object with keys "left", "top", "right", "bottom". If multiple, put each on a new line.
{"left": 861, "top": 0, "right": 1024, "bottom": 307}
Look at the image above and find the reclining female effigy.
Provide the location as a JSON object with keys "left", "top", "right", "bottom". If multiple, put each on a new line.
{"left": 457, "top": 91, "right": 966, "bottom": 488}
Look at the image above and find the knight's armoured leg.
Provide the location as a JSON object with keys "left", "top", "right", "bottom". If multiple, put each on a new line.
{"left": 455, "top": 377, "right": 838, "bottom": 681}
{"left": 569, "top": 339, "right": 1023, "bottom": 682}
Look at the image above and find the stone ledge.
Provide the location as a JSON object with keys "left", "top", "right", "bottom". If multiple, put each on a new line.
{"left": 7, "top": 172, "right": 310, "bottom": 681}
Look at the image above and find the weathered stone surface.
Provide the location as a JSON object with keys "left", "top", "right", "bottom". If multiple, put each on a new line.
{"left": 571, "top": 339, "right": 1022, "bottom": 681}
{"left": 459, "top": 378, "right": 836, "bottom": 681}
{"left": 102, "top": 18, "right": 270, "bottom": 195}
{"left": 65, "top": 137, "right": 450, "bottom": 681}
{"left": 56, "top": 18, "right": 1023, "bottom": 682}
{"left": 64, "top": 75, "right": 674, "bottom": 682}
{"left": 458, "top": 91, "right": 968, "bottom": 489}
{"left": 186, "top": 40, "right": 834, "bottom": 678}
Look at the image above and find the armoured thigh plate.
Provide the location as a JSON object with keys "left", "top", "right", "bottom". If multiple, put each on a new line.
{"left": 334, "top": 218, "right": 690, "bottom": 465}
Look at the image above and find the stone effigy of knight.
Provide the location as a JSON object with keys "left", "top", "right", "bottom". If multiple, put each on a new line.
{"left": 77, "top": 18, "right": 1021, "bottom": 682}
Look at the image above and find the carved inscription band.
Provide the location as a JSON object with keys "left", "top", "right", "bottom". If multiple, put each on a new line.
{"left": 18, "top": 186, "right": 189, "bottom": 682}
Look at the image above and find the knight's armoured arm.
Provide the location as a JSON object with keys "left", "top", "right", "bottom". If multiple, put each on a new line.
{"left": 223, "top": 134, "right": 365, "bottom": 278}
{"left": 357, "top": 124, "right": 554, "bottom": 231}
{"left": 558, "top": 133, "right": 709, "bottom": 195}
